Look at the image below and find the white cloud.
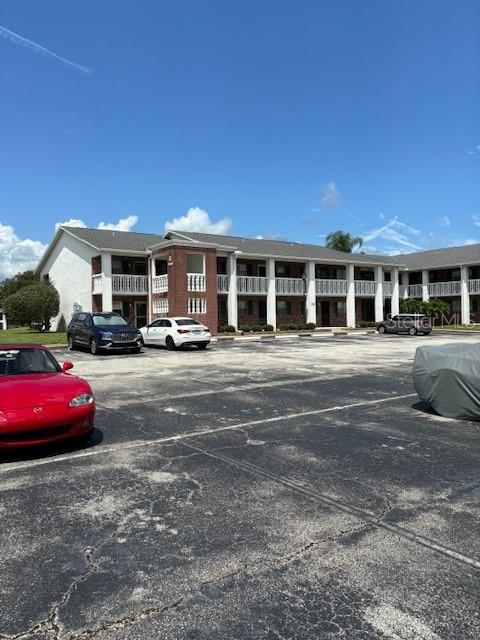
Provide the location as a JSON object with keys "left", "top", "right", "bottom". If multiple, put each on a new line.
{"left": 55, "top": 218, "right": 87, "bottom": 232}
{"left": 164, "top": 207, "right": 232, "bottom": 235}
{"left": 0, "top": 24, "right": 90, "bottom": 74}
{"left": 363, "top": 217, "right": 423, "bottom": 252}
{"left": 0, "top": 222, "right": 47, "bottom": 279}
{"left": 473, "top": 215, "right": 480, "bottom": 227}
{"left": 438, "top": 215, "right": 451, "bottom": 227}
{"left": 56, "top": 215, "right": 139, "bottom": 232}
{"left": 379, "top": 212, "right": 385, "bottom": 219}
{"left": 321, "top": 182, "right": 340, "bottom": 209}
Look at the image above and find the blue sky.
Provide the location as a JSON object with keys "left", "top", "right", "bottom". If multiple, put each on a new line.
{"left": 0, "top": 0, "right": 479, "bottom": 277}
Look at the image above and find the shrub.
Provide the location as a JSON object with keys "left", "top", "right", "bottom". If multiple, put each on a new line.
{"left": 224, "top": 325, "right": 236, "bottom": 333}
{"left": 358, "top": 321, "right": 368, "bottom": 328}
{"left": 240, "top": 324, "right": 252, "bottom": 333}
{"left": 3, "top": 282, "right": 59, "bottom": 331}
{"left": 367, "top": 321, "right": 376, "bottom": 327}
{"left": 305, "top": 322, "right": 316, "bottom": 330}
{"left": 263, "top": 324, "right": 274, "bottom": 332}
{"left": 218, "top": 325, "right": 226, "bottom": 333}
{"left": 251, "top": 324, "right": 263, "bottom": 332}
{"left": 278, "top": 324, "right": 290, "bottom": 331}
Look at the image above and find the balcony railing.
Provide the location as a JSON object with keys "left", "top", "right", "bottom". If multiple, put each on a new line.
{"left": 112, "top": 274, "right": 148, "bottom": 294}
{"left": 354, "top": 280, "right": 375, "bottom": 296}
{"left": 468, "top": 279, "right": 480, "bottom": 294}
{"left": 237, "top": 276, "right": 268, "bottom": 294}
{"left": 217, "top": 274, "right": 229, "bottom": 293}
{"left": 275, "top": 278, "right": 305, "bottom": 295}
{"left": 382, "top": 281, "right": 393, "bottom": 297}
{"left": 428, "top": 281, "right": 461, "bottom": 297}
{"left": 408, "top": 284, "right": 423, "bottom": 298}
{"left": 187, "top": 273, "right": 206, "bottom": 292}
{"left": 152, "top": 274, "right": 168, "bottom": 293}
{"left": 92, "top": 274, "right": 102, "bottom": 294}
{"left": 315, "top": 279, "right": 347, "bottom": 296}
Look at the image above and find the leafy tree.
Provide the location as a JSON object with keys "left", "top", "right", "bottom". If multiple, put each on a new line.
{"left": 3, "top": 282, "right": 59, "bottom": 331}
{"left": 0, "top": 270, "right": 39, "bottom": 304}
{"left": 399, "top": 298, "right": 424, "bottom": 314}
{"left": 325, "top": 231, "right": 363, "bottom": 253}
{"left": 399, "top": 297, "right": 451, "bottom": 322}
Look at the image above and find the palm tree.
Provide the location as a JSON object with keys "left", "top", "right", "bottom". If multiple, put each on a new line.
{"left": 325, "top": 231, "right": 363, "bottom": 253}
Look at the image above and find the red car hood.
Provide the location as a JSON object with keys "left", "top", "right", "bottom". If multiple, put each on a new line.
{"left": 0, "top": 373, "right": 92, "bottom": 410}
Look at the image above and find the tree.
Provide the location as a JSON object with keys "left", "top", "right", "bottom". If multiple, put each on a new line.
{"left": 325, "top": 231, "right": 363, "bottom": 253}
{"left": 0, "top": 270, "right": 39, "bottom": 304}
{"left": 3, "top": 282, "right": 59, "bottom": 331}
{"left": 399, "top": 297, "right": 451, "bottom": 322}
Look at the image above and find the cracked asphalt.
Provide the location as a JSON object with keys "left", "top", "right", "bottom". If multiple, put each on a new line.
{"left": 1, "top": 332, "right": 479, "bottom": 639}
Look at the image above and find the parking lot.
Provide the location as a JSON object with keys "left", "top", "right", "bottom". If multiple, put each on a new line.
{"left": 1, "top": 332, "right": 479, "bottom": 639}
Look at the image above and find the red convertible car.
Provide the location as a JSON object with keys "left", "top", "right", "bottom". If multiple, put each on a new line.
{"left": 0, "top": 344, "right": 95, "bottom": 449}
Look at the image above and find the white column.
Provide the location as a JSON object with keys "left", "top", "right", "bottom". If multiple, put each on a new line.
{"left": 391, "top": 267, "right": 400, "bottom": 316}
{"left": 400, "top": 271, "right": 409, "bottom": 299}
{"left": 422, "top": 269, "right": 430, "bottom": 302}
{"left": 101, "top": 253, "right": 113, "bottom": 312}
{"left": 227, "top": 253, "right": 238, "bottom": 329}
{"left": 346, "top": 263, "right": 356, "bottom": 328}
{"left": 305, "top": 261, "right": 316, "bottom": 325}
{"left": 266, "top": 257, "right": 277, "bottom": 330}
{"left": 461, "top": 265, "right": 470, "bottom": 325}
{"left": 374, "top": 265, "right": 384, "bottom": 323}
{"left": 147, "top": 254, "right": 153, "bottom": 325}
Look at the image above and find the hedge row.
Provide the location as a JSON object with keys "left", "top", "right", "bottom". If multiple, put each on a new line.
{"left": 218, "top": 323, "right": 318, "bottom": 333}
{"left": 356, "top": 321, "right": 377, "bottom": 328}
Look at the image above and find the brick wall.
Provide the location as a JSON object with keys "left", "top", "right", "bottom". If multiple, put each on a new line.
{"left": 276, "top": 296, "right": 305, "bottom": 325}
{"left": 316, "top": 297, "right": 346, "bottom": 327}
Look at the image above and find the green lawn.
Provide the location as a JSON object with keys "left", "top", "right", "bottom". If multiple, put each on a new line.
{"left": 0, "top": 327, "right": 67, "bottom": 345}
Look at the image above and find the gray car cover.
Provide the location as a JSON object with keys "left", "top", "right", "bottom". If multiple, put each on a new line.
{"left": 413, "top": 343, "right": 480, "bottom": 420}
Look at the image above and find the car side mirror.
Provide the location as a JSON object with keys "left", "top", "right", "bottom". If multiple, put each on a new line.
{"left": 62, "top": 361, "right": 74, "bottom": 372}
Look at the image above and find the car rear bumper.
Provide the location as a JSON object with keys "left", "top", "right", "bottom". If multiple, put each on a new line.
{"left": 176, "top": 333, "right": 211, "bottom": 346}
{"left": 0, "top": 405, "right": 95, "bottom": 449}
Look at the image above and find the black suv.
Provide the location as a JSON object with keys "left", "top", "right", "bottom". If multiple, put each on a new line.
{"left": 377, "top": 313, "right": 432, "bottom": 336}
{"left": 67, "top": 312, "right": 143, "bottom": 355}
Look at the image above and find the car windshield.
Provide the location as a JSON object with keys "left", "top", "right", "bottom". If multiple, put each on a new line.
{"left": 92, "top": 314, "right": 128, "bottom": 327}
{"left": 0, "top": 348, "right": 60, "bottom": 375}
{"left": 176, "top": 319, "right": 201, "bottom": 326}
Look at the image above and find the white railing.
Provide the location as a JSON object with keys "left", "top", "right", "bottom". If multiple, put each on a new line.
{"left": 382, "top": 281, "right": 393, "bottom": 297}
{"left": 468, "top": 279, "right": 480, "bottom": 294}
{"left": 187, "top": 273, "right": 206, "bottom": 292}
{"left": 237, "top": 276, "right": 268, "bottom": 294}
{"left": 217, "top": 274, "right": 229, "bottom": 293}
{"left": 354, "top": 280, "right": 375, "bottom": 296}
{"left": 408, "top": 284, "right": 423, "bottom": 298}
{"left": 153, "top": 299, "right": 169, "bottom": 315}
{"left": 188, "top": 298, "right": 207, "bottom": 314}
{"left": 428, "top": 281, "right": 461, "bottom": 297}
{"left": 152, "top": 274, "right": 168, "bottom": 293}
{"left": 275, "top": 278, "right": 305, "bottom": 295}
{"left": 315, "top": 279, "right": 347, "bottom": 296}
{"left": 112, "top": 274, "right": 148, "bottom": 294}
{"left": 92, "top": 274, "right": 102, "bottom": 294}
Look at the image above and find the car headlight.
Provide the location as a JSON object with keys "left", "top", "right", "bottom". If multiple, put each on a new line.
{"left": 69, "top": 393, "right": 94, "bottom": 407}
{"left": 100, "top": 331, "right": 113, "bottom": 339}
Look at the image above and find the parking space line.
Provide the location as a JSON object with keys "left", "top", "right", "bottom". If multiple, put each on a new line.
{"left": 182, "top": 439, "right": 480, "bottom": 570}
{"left": 0, "top": 392, "right": 417, "bottom": 474}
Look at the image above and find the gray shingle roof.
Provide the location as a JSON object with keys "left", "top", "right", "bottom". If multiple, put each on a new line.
{"left": 63, "top": 226, "right": 164, "bottom": 252}
{"left": 398, "top": 244, "right": 480, "bottom": 270}
{"left": 165, "top": 231, "right": 403, "bottom": 266}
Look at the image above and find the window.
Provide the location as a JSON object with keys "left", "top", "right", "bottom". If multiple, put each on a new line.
{"left": 153, "top": 298, "right": 169, "bottom": 315}
{"left": 133, "top": 261, "right": 147, "bottom": 275}
{"left": 159, "top": 319, "right": 172, "bottom": 327}
{"left": 383, "top": 271, "right": 392, "bottom": 282}
{"left": 176, "top": 318, "right": 201, "bottom": 326}
{"left": 333, "top": 301, "right": 346, "bottom": 316}
{"left": 276, "top": 300, "right": 292, "bottom": 315}
{"left": 188, "top": 298, "right": 207, "bottom": 314}
{"left": 187, "top": 254, "right": 205, "bottom": 274}
{"left": 238, "top": 300, "right": 253, "bottom": 316}
{"left": 155, "top": 259, "right": 168, "bottom": 276}
{"left": 300, "top": 301, "right": 305, "bottom": 315}
{"left": 258, "top": 264, "right": 266, "bottom": 277}
{"left": 237, "top": 262, "right": 248, "bottom": 276}
{"left": 219, "top": 299, "right": 227, "bottom": 315}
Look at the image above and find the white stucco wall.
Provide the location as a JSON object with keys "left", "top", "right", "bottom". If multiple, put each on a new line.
{"left": 39, "top": 232, "right": 98, "bottom": 331}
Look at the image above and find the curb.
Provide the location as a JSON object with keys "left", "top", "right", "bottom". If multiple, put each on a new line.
{"left": 211, "top": 329, "right": 373, "bottom": 343}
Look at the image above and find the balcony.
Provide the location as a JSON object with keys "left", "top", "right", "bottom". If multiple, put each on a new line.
{"left": 354, "top": 280, "right": 375, "bottom": 296}
{"left": 408, "top": 284, "right": 423, "bottom": 298}
{"left": 92, "top": 274, "right": 102, "bottom": 294}
{"left": 187, "top": 273, "right": 206, "bottom": 292}
{"left": 152, "top": 274, "right": 168, "bottom": 293}
{"left": 382, "top": 281, "right": 393, "bottom": 297}
{"left": 275, "top": 278, "right": 304, "bottom": 295}
{"left": 217, "top": 274, "right": 229, "bottom": 293}
{"left": 315, "top": 279, "right": 347, "bottom": 296}
{"left": 428, "top": 281, "right": 461, "bottom": 297}
{"left": 91, "top": 274, "right": 149, "bottom": 295}
{"left": 237, "top": 276, "right": 268, "bottom": 294}
{"left": 468, "top": 279, "right": 480, "bottom": 294}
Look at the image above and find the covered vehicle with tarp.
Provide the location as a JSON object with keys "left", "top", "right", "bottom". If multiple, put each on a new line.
{"left": 413, "top": 343, "right": 480, "bottom": 420}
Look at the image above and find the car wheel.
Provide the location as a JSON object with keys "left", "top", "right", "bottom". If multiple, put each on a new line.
{"left": 377, "top": 325, "right": 386, "bottom": 334}
{"left": 165, "top": 336, "right": 176, "bottom": 350}
{"left": 90, "top": 338, "right": 99, "bottom": 355}
{"left": 408, "top": 327, "right": 417, "bottom": 336}
{"left": 67, "top": 334, "right": 75, "bottom": 350}
{"left": 197, "top": 343, "right": 208, "bottom": 350}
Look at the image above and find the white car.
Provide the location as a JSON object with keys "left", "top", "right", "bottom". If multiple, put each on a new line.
{"left": 140, "top": 317, "right": 211, "bottom": 350}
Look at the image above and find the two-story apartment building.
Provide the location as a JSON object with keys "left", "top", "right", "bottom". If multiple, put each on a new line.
{"left": 36, "top": 226, "right": 480, "bottom": 332}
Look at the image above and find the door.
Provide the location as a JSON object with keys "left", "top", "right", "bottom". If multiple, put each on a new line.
{"left": 135, "top": 302, "right": 148, "bottom": 328}
{"left": 258, "top": 301, "right": 267, "bottom": 324}
{"left": 320, "top": 301, "right": 330, "bottom": 326}
{"left": 144, "top": 319, "right": 163, "bottom": 344}
{"left": 362, "top": 300, "right": 375, "bottom": 322}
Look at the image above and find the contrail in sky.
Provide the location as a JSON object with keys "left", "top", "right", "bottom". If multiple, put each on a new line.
{"left": 0, "top": 24, "right": 91, "bottom": 73}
